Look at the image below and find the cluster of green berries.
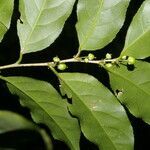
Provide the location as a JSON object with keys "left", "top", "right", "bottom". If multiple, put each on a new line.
{"left": 53, "top": 56, "right": 67, "bottom": 71}
{"left": 121, "top": 56, "right": 136, "bottom": 65}
{"left": 52, "top": 53, "right": 136, "bottom": 71}
{"left": 84, "top": 53, "right": 95, "bottom": 62}
{"left": 105, "top": 53, "right": 113, "bottom": 68}
{"left": 104, "top": 53, "right": 136, "bottom": 68}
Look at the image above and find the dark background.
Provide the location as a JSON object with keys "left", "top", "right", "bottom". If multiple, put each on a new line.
{"left": 0, "top": 0, "right": 149, "bottom": 149}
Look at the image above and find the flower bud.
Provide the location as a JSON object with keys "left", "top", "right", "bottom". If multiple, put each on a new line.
{"left": 53, "top": 56, "right": 60, "bottom": 63}
{"left": 106, "top": 53, "right": 112, "bottom": 59}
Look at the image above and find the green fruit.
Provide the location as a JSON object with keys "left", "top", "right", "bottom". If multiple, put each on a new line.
{"left": 127, "top": 57, "right": 135, "bottom": 65}
{"left": 121, "top": 55, "right": 127, "bottom": 60}
{"left": 57, "top": 63, "right": 67, "bottom": 70}
{"left": 105, "top": 63, "right": 113, "bottom": 68}
{"left": 84, "top": 58, "right": 89, "bottom": 63}
{"left": 88, "top": 53, "right": 95, "bottom": 60}
{"left": 106, "top": 53, "right": 112, "bottom": 59}
{"left": 53, "top": 56, "right": 60, "bottom": 63}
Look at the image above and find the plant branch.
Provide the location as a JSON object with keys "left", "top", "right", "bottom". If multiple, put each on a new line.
{"left": 0, "top": 57, "right": 118, "bottom": 71}
{"left": 0, "top": 62, "right": 51, "bottom": 70}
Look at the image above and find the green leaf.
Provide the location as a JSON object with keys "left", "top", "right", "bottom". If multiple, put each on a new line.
{"left": 107, "top": 61, "right": 150, "bottom": 124}
{"left": 76, "top": 0, "right": 130, "bottom": 51}
{"left": 121, "top": 0, "right": 150, "bottom": 59}
{"left": 59, "top": 73, "right": 133, "bottom": 150}
{"left": 1, "top": 77, "right": 80, "bottom": 150}
{"left": 18, "top": 0, "right": 75, "bottom": 54}
{"left": 0, "top": 111, "right": 52, "bottom": 150}
{"left": 0, "top": 0, "right": 14, "bottom": 42}
{"left": 0, "top": 111, "right": 36, "bottom": 133}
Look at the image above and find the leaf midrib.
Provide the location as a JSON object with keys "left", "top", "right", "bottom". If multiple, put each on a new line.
{"left": 22, "top": 0, "right": 46, "bottom": 53}
{"left": 65, "top": 80, "right": 130, "bottom": 139}
{"left": 4, "top": 79, "right": 76, "bottom": 149}
{"left": 60, "top": 77, "right": 118, "bottom": 150}
{"left": 122, "top": 27, "right": 150, "bottom": 55}
{"left": 79, "top": 0, "right": 104, "bottom": 50}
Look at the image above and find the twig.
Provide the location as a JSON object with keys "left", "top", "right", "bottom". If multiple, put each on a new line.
{"left": 0, "top": 58, "right": 118, "bottom": 71}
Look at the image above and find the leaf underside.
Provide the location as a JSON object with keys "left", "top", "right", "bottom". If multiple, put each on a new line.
{"left": 0, "top": 111, "right": 36, "bottom": 134}
{"left": 0, "top": 0, "right": 14, "bottom": 42}
{"left": 108, "top": 61, "right": 150, "bottom": 124}
{"left": 121, "top": 0, "right": 150, "bottom": 59}
{"left": 76, "top": 0, "right": 130, "bottom": 51}
{"left": 59, "top": 73, "right": 134, "bottom": 150}
{"left": 18, "top": 0, "right": 75, "bottom": 54}
{"left": 1, "top": 76, "right": 80, "bottom": 150}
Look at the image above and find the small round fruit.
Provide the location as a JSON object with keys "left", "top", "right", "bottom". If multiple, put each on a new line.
{"left": 106, "top": 53, "right": 112, "bottom": 59}
{"left": 57, "top": 63, "right": 67, "bottom": 70}
{"left": 53, "top": 56, "right": 60, "bottom": 63}
{"left": 127, "top": 56, "right": 135, "bottom": 65}
{"left": 84, "top": 58, "right": 89, "bottom": 63}
{"left": 88, "top": 53, "right": 95, "bottom": 60}
{"left": 121, "top": 55, "right": 127, "bottom": 60}
{"left": 105, "top": 63, "right": 113, "bottom": 68}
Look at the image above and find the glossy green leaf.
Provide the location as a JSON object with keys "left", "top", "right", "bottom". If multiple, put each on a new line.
{"left": 18, "top": 0, "right": 75, "bottom": 54}
{"left": 107, "top": 61, "right": 150, "bottom": 124}
{"left": 0, "top": 111, "right": 52, "bottom": 150}
{"left": 76, "top": 0, "right": 130, "bottom": 51}
{"left": 121, "top": 0, "right": 150, "bottom": 59}
{"left": 1, "top": 77, "right": 80, "bottom": 150}
{"left": 0, "top": 0, "right": 14, "bottom": 42}
{"left": 59, "top": 73, "right": 133, "bottom": 150}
